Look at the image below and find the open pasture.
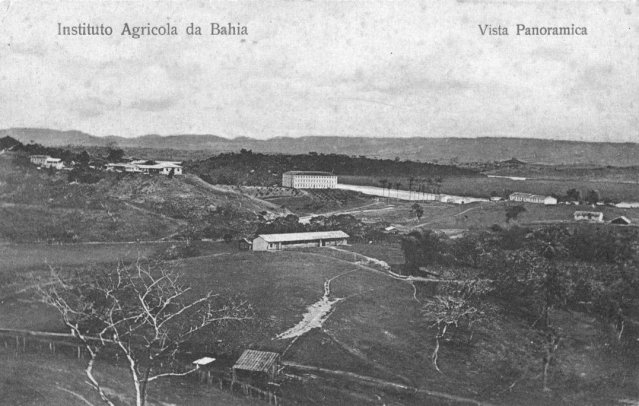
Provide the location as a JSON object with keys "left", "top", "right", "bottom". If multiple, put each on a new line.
{"left": 344, "top": 199, "right": 639, "bottom": 231}
{"left": 1, "top": 242, "right": 638, "bottom": 405}
{"left": 340, "top": 174, "right": 639, "bottom": 202}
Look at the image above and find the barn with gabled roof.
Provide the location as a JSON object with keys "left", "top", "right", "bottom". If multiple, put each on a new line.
{"left": 232, "top": 350, "right": 280, "bottom": 383}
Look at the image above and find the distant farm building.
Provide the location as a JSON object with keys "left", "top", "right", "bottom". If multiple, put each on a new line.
{"left": 105, "top": 163, "right": 143, "bottom": 173}
{"left": 105, "top": 160, "right": 183, "bottom": 176}
{"left": 42, "top": 157, "right": 63, "bottom": 169}
{"left": 509, "top": 192, "right": 557, "bottom": 205}
{"left": 252, "top": 231, "right": 349, "bottom": 251}
{"left": 29, "top": 155, "right": 50, "bottom": 166}
{"left": 440, "top": 195, "right": 489, "bottom": 204}
{"left": 238, "top": 238, "right": 252, "bottom": 251}
{"left": 610, "top": 216, "right": 631, "bottom": 225}
{"left": 282, "top": 171, "right": 337, "bottom": 189}
{"left": 232, "top": 350, "right": 280, "bottom": 383}
{"left": 137, "top": 162, "right": 183, "bottom": 176}
{"left": 616, "top": 202, "right": 639, "bottom": 209}
{"left": 30, "top": 155, "right": 64, "bottom": 169}
{"left": 574, "top": 211, "right": 604, "bottom": 223}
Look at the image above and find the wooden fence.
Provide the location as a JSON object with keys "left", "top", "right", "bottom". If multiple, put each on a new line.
{"left": 0, "top": 328, "right": 282, "bottom": 405}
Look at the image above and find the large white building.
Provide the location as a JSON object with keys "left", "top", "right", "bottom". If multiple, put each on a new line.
{"left": 282, "top": 171, "right": 337, "bottom": 189}
{"left": 43, "top": 157, "right": 63, "bottom": 169}
{"left": 29, "top": 155, "right": 64, "bottom": 169}
{"left": 29, "top": 155, "right": 51, "bottom": 166}
{"left": 252, "top": 231, "right": 349, "bottom": 251}
{"left": 509, "top": 192, "right": 557, "bottom": 205}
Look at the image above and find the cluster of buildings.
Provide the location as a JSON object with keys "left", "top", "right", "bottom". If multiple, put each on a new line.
{"left": 28, "top": 154, "right": 183, "bottom": 176}
{"left": 29, "top": 155, "right": 65, "bottom": 170}
{"left": 573, "top": 211, "right": 631, "bottom": 225}
{"left": 105, "top": 160, "right": 183, "bottom": 176}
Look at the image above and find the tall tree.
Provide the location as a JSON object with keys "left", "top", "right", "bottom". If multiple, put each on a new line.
{"left": 39, "top": 263, "right": 252, "bottom": 406}
{"left": 505, "top": 205, "right": 526, "bottom": 224}
{"left": 411, "top": 202, "right": 424, "bottom": 220}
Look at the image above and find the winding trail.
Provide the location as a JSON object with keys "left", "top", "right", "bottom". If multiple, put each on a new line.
{"left": 283, "top": 361, "right": 499, "bottom": 406}
{"left": 409, "top": 204, "right": 488, "bottom": 229}
{"left": 276, "top": 270, "right": 358, "bottom": 340}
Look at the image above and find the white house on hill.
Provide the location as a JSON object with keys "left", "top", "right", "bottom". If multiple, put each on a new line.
{"left": 252, "top": 231, "right": 349, "bottom": 251}
{"left": 105, "top": 160, "right": 183, "bottom": 176}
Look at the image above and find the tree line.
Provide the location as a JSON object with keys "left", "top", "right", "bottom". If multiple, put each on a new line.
{"left": 402, "top": 224, "right": 639, "bottom": 391}
{"left": 185, "top": 149, "right": 479, "bottom": 187}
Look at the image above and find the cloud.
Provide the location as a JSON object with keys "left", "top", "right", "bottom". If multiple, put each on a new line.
{"left": 130, "top": 97, "right": 177, "bottom": 112}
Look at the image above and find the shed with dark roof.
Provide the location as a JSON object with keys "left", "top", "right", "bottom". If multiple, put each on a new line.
{"left": 232, "top": 350, "right": 280, "bottom": 382}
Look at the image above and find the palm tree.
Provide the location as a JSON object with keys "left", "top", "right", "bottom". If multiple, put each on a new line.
{"left": 408, "top": 177, "right": 415, "bottom": 200}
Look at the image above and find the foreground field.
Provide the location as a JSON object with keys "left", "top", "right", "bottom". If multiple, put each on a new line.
{"left": 0, "top": 349, "right": 257, "bottom": 406}
{"left": 2, "top": 243, "right": 637, "bottom": 405}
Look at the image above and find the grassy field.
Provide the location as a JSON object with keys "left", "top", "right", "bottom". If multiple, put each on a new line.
{"left": 1, "top": 243, "right": 638, "bottom": 405}
{"left": 0, "top": 240, "right": 235, "bottom": 271}
{"left": 338, "top": 199, "right": 639, "bottom": 231}
{"left": 0, "top": 349, "right": 257, "bottom": 406}
{"left": 264, "top": 189, "right": 376, "bottom": 216}
{"left": 340, "top": 174, "right": 639, "bottom": 202}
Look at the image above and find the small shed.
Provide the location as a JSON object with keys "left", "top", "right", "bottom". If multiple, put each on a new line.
{"left": 610, "top": 216, "right": 631, "bottom": 225}
{"left": 238, "top": 238, "right": 252, "bottom": 251}
{"left": 232, "top": 350, "right": 280, "bottom": 383}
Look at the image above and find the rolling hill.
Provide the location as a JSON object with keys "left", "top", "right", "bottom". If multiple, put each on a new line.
{"left": 3, "top": 127, "right": 639, "bottom": 166}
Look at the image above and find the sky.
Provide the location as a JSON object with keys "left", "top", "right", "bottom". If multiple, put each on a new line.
{"left": 0, "top": 0, "right": 637, "bottom": 141}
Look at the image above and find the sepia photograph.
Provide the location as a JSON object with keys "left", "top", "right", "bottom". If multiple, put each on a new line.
{"left": 0, "top": 1, "right": 638, "bottom": 405}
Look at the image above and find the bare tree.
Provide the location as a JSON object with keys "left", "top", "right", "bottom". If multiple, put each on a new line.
{"left": 421, "top": 279, "right": 492, "bottom": 372}
{"left": 39, "top": 262, "right": 252, "bottom": 406}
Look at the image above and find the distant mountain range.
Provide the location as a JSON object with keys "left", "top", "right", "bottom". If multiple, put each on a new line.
{"left": 2, "top": 127, "right": 638, "bottom": 166}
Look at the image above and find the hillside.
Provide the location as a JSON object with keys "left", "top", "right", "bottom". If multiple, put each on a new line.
{"left": 186, "top": 150, "right": 478, "bottom": 187}
{"left": 4, "top": 128, "right": 639, "bottom": 166}
{"left": 0, "top": 153, "right": 285, "bottom": 243}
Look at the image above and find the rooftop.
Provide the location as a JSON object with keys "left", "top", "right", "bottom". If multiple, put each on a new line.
{"left": 283, "top": 171, "right": 335, "bottom": 176}
{"left": 233, "top": 350, "right": 279, "bottom": 373}
{"left": 510, "top": 192, "right": 553, "bottom": 199}
{"left": 257, "top": 230, "right": 349, "bottom": 243}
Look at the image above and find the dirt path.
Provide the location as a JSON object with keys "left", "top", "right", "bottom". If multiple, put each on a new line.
{"left": 56, "top": 386, "right": 96, "bottom": 406}
{"left": 185, "top": 175, "right": 286, "bottom": 212}
{"left": 283, "top": 361, "right": 499, "bottom": 406}
{"left": 298, "top": 202, "right": 393, "bottom": 223}
{"left": 120, "top": 201, "right": 186, "bottom": 225}
{"left": 409, "top": 204, "right": 488, "bottom": 229}
{"left": 276, "top": 270, "right": 358, "bottom": 340}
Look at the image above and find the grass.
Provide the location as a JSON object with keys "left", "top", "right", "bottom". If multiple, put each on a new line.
{"left": 0, "top": 204, "right": 179, "bottom": 243}
{"left": 0, "top": 348, "right": 257, "bottom": 406}
{"left": 1, "top": 243, "right": 638, "bottom": 405}
{"left": 338, "top": 200, "right": 639, "bottom": 231}
{"left": 340, "top": 174, "right": 639, "bottom": 202}
{"left": 265, "top": 189, "right": 375, "bottom": 215}
{"left": 338, "top": 242, "right": 405, "bottom": 265}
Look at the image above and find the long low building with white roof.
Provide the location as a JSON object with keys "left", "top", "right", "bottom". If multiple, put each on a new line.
{"left": 252, "top": 231, "right": 349, "bottom": 251}
{"left": 509, "top": 192, "right": 557, "bottom": 205}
